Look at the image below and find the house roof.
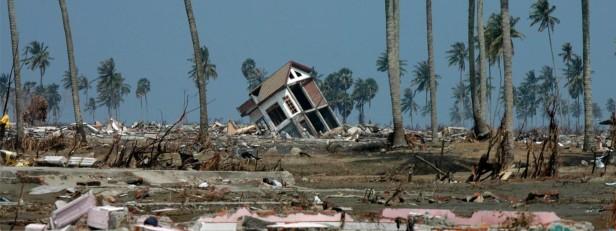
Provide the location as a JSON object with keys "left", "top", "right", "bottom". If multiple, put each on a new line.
{"left": 253, "top": 61, "right": 312, "bottom": 103}
{"left": 237, "top": 98, "right": 257, "bottom": 117}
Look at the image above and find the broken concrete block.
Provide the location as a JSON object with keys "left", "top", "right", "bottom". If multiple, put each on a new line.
{"left": 24, "top": 223, "right": 47, "bottom": 231}
{"left": 87, "top": 206, "right": 128, "bottom": 230}
{"left": 67, "top": 157, "right": 97, "bottom": 167}
{"left": 37, "top": 156, "right": 67, "bottom": 166}
{"left": 51, "top": 191, "right": 96, "bottom": 228}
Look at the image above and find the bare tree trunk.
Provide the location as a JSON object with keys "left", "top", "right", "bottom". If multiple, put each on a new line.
{"left": 7, "top": 0, "right": 24, "bottom": 150}
{"left": 582, "top": 0, "right": 593, "bottom": 152}
{"left": 477, "top": 0, "right": 488, "bottom": 126}
{"left": 469, "top": 0, "right": 490, "bottom": 140}
{"left": 59, "top": 0, "right": 87, "bottom": 144}
{"left": 426, "top": 0, "right": 438, "bottom": 143}
{"left": 385, "top": 0, "right": 406, "bottom": 147}
{"left": 184, "top": 0, "right": 209, "bottom": 146}
{"left": 500, "top": 0, "right": 514, "bottom": 169}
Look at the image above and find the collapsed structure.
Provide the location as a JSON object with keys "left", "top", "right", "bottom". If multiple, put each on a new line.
{"left": 237, "top": 61, "right": 340, "bottom": 138}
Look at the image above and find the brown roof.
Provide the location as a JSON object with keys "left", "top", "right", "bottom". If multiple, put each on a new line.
{"left": 237, "top": 98, "right": 257, "bottom": 117}
{"left": 254, "top": 61, "right": 313, "bottom": 103}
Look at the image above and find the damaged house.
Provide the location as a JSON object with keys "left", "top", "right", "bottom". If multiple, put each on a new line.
{"left": 237, "top": 61, "right": 340, "bottom": 138}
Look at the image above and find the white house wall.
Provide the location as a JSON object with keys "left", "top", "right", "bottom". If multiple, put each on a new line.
{"left": 256, "top": 89, "right": 300, "bottom": 132}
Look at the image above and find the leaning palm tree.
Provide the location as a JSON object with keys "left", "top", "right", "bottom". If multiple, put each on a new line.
{"left": 135, "top": 78, "right": 151, "bottom": 121}
{"left": 7, "top": 0, "right": 24, "bottom": 148}
{"left": 184, "top": 0, "right": 209, "bottom": 146}
{"left": 22, "top": 41, "right": 53, "bottom": 86}
{"left": 581, "top": 0, "right": 593, "bottom": 151}
{"left": 500, "top": 0, "right": 515, "bottom": 170}
{"left": 530, "top": 0, "right": 560, "bottom": 71}
{"left": 425, "top": 0, "right": 438, "bottom": 142}
{"left": 59, "top": 0, "right": 87, "bottom": 142}
{"left": 384, "top": 0, "right": 406, "bottom": 147}
{"left": 467, "top": 0, "right": 490, "bottom": 139}
{"left": 188, "top": 45, "right": 218, "bottom": 87}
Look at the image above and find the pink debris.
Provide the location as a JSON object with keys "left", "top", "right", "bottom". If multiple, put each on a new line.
{"left": 380, "top": 208, "right": 561, "bottom": 226}
{"left": 197, "top": 207, "right": 353, "bottom": 223}
{"left": 51, "top": 191, "right": 96, "bottom": 228}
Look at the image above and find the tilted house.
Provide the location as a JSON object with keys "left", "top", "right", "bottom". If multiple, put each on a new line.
{"left": 237, "top": 61, "right": 340, "bottom": 138}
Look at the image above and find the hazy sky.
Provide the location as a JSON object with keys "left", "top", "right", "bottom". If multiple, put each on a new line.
{"left": 1, "top": 0, "right": 615, "bottom": 127}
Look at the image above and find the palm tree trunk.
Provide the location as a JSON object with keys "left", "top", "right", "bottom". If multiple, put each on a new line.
{"left": 500, "top": 0, "right": 514, "bottom": 169}
{"left": 184, "top": 0, "right": 209, "bottom": 146}
{"left": 385, "top": 0, "right": 406, "bottom": 147}
{"left": 426, "top": 0, "right": 438, "bottom": 143}
{"left": 7, "top": 0, "right": 24, "bottom": 149}
{"left": 59, "top": 0, "right": 87, "bottom": 143}
{"left": 582, "top": 0, "right": 593, "bottom": 151}
{"left": 477, "top": 0, "right": 488, "bottom": 126}
{"left": 468, "top": 0, "right": 490, "bottom": 140}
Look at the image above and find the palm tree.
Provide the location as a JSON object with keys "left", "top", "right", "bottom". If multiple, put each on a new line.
{"left": 59, "top": 0, "right": 87, "bottom": 142}
{"left": 62, "top": 70, "right": 90, "bottom": 100}
{"left": 559, "top": 42, "right": 575, "bottom": 65}
{"left": 484, "top": 13, "right": 524, "bottom": 68}
{"left": 564, "top": 55, "right": 583, "bottom": 131}
{"left": 500, "top": 0, "right": 514, "bottom": 170}
{"left": 592, "top": 102, "right": 602, "bottom": 120}
{"left": 184, "top": 0, "right": 209, "bottom": 146}
{"left": 581, "top": 0, "right": 593, "bottom": 151}
{"left": 467, "top": 0, "right": 490, "bottom": 138}
{"left": 451, "top": 81, "right": 472, "bottom": 126}
{"left": 22, "top": 41, "right": 53, "bottom": 87}
{"left": 0, "top": 74, "right": 10, "bottom": 108}
{"left": 384, "top": 0, "right": 406, "bottom": 147}
{"left": 477, "top": 0, "right": 489, "bottom": 126}
{"left": 446, "top": 42, "right": 467, "bottom": 126}
{"left": 85, "top": 97, "right": 96, "bottom": 122}
{"left": 43, "top": 84, "right": 62, "bottom": 122}
{"left": 425, "top": 0, "right": 438, "bottom": 142}
{"left": 96, "top": 58, "right": 130, "bottom": 118}
{"left": 7, "top": 0, "right": 24, "bottom": 148}
{"left": 376, "top": 51, "right": 408, "bottom": 76}
{"left": 606, "top": 98, "right": 616, "bottom": 115}
{"left": 530, "top": 0, "right": 560, "bottom": 71}
{"left": 412, "top": 60, "right": 440, "bottom": 108}
{"left": 135, "top": 78, "right": 151, "bottom": 121}
{"left": 188, "top": 45, "right": 218, "bottom": 87}
{"left": 352, "top": 78, "right": 378, "bottom": 124}
{"left": 241, "top": 58, "right": 266, "bottom": 90}
{"left": 401, "top": 87, "right": 418, "bottom": 128}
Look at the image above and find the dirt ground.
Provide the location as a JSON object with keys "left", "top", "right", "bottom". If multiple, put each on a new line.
{"left": 1, "top": 141, "right": 614, "bottom": 229}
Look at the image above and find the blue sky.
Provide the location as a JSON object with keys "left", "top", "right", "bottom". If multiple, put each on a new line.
{"left": 1, "top": 0, "right": 615, "bottom": 127}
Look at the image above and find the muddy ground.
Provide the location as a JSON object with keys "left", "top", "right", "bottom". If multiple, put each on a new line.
{"left": 0, "top": 141, "right": 614, "bottom": 229}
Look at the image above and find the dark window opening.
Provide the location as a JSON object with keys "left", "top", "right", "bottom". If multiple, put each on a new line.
{"left": 319, "top": 107, "right": 339, "bottom": 129}
{"left": 294, "top": 71, "right": 303, "bottom": 78}
{"left": 307, "top": 111, "right": 326, "bottom": 134}
{"left": 266, "top": 103, "right": 287, "bottom": 126}
{"left": 290, "top": 84, "right": 313, "bottom": 110}
{"left": 288, "top": 71, "right": 295, "bottom": 79}
{"left": 280, "top": 123, "right": 301, "bottom": 138}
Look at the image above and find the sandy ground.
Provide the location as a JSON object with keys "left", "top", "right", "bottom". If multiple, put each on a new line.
{"left": 1, "top": 141, "right": 614, "bottom": 229}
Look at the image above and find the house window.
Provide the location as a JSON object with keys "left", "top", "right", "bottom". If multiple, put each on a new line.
{"left": 319, "top": 107, "right": 339, "bottom": 129}
{"left": 266, "top": 103, "right": 287, "bottom": 126}
{"left": 290, "top": 84, "right": 313, "bottom": 110}
{"left": 283, "top": 96, "right": 298, "bottom": 114}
